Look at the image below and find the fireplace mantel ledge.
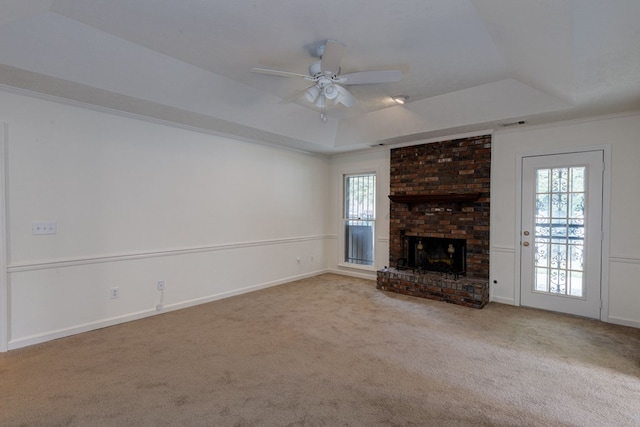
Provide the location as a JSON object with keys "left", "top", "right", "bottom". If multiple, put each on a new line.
{"left": 388, "top": 193, "right": 481, "bottom": 206}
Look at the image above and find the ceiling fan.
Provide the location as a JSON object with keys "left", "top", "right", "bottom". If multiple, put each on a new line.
{"left": 251, "top": 40, "right": 402, "bottom": 121}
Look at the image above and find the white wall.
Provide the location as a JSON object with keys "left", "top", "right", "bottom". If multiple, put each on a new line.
{"left": 328, "top": 148, "right": 390, "bottom": 279}
{"left": 0, "top": 90, "right": 331, "bottom": 349}
{"left": 2, "top": 90, "right": 637, "bottom": 351}
{"left": 490, "top": 113, "right": 640, "bottom": 328}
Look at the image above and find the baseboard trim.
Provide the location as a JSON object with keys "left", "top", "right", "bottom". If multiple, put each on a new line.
{"left": 490, "top": 296, "right": 516, "bottom": 305}
{"left": 157, "top": 270, "right": 330, "bottom": 314}
{"left": 606, "top": 316, "right": 640, "bottom": 329}
{"left": 8, "top": 309, "right": 158, "bottom": 350}
{"left": 7, "top": 269, "right": 328, "bottom": 350}
{"left": 10, "top": 268, "right": 634, "bottom": 350}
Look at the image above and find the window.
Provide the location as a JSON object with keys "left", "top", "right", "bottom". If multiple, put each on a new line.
{"left": 344, "top": 173, "right": 376, "bottom": 265}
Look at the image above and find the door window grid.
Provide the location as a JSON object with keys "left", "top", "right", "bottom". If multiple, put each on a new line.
{"left": 344, "top": 173, "right": 375, "bottom": 265}
{"left": 534, "top": 167, "right": 586, "bottom": 297}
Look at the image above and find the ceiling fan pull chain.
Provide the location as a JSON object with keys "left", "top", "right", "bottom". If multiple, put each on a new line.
{"left": 319, "top": 95, "right": 327, "bottom": 122}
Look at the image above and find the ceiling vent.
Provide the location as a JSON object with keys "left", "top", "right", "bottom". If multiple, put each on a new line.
{"left": 499, "top": 120, "right": 527, "bottom": 128}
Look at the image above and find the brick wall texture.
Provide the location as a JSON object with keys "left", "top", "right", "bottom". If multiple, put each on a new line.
{"left": 389, "top": 135, "right": 491, "bottom": 279}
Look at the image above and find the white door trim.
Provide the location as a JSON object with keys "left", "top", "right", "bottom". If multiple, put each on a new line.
{"left": 514, "top": 145, "right": 611, "bottom": 321}
{"left": 0, "top": 123, "right": 7, "bottom": 352}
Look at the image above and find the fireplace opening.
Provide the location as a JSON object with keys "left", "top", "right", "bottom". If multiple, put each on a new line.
{"left": 399, "top": 236, "right": 466, "bottom": 278}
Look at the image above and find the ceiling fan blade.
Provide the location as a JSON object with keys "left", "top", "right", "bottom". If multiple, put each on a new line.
{"left": 338, "top": 70, "right": 402, "bottom": 85}
{"left": 335, "top": 85, "right": 356, "bottom": 107}
{"left": 250, "top": 67, "right": 310, "bottom": 79}
{"left": 321, "top": 40, "right": 346, "bottom": 75}
{"left": 278, "top": 84, "right": 317, "bottom": 104}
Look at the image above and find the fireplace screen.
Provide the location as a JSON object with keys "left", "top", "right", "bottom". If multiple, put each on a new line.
{"left": 401, "top": 236, "right": 466, "bottom": 276}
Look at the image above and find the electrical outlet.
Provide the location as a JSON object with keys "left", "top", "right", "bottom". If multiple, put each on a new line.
{"left": 32, "top": 221, "right": 57, "bottom": 235}
{"left": 157, "top": 280, "right": 165, "bottom": 291}
{"left": 110, "top": 287, "right": 119, "bottom": 299}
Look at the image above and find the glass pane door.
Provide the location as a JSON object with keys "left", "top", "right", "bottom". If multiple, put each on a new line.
{"left": 520, "top": 151, "right": 603, "bottom": 319}
{"left": 534, "top": 166, "right": 586, "bottom": 298}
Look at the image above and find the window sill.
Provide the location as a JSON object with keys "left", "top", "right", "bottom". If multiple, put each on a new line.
{"left": 337, "top": 263, "right": 377, "bottom": 272}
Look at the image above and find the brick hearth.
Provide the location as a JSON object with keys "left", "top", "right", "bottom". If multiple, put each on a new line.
{"left": 377, "top": 268, "right": 489, "bottom": 308}
{"left": 378, "top": 135, "right": 491, "bottom": 308}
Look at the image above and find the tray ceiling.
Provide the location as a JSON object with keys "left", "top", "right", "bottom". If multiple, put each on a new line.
{"left": 1, "top": 0, "right": 638, "bottom": 153}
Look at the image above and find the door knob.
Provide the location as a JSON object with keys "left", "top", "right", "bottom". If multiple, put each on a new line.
{"left": 523, "top": 241, "right": 530, "bottom": 247}
{"left": 523, "top": 231, "right": 530, "bottom": 236}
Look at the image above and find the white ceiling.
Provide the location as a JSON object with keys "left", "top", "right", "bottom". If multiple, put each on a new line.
{"left": 1, "top": 0, "right": 639, "bottom": 154}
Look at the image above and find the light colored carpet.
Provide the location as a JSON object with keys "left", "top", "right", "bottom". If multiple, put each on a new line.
{"left": 1, "top": 274, "right": 639, "bottom": 426}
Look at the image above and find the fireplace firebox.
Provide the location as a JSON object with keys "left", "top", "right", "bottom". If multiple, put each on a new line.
{"left": 397, "top": 236, "right": 466, "bottom": 278}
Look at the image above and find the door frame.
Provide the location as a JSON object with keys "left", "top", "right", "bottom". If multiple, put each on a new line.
{"left": 514, "top": 145, "right": 611, "bottom": 321}
{"left": 0, "top": 123, "right": 7, "bottom": 352}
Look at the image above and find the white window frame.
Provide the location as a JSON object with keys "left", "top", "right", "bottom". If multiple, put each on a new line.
{"left": 341, "top": 172, "right": 376, "bottom": 269}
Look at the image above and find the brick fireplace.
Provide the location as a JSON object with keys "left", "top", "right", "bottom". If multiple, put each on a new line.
{"left": 377, "top": 135, "right": 491, "bottom": 308}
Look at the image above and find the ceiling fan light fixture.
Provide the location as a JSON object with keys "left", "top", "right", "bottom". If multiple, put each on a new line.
{"left": 335, "top": 85, "right": 356, "bottom": 107}
{"left": 304, "top": 85, "right": 321, "bottom": 103}
{"left": 393, "top": 95, "right": 408, "bottom": 104}
{"left": 323, "top": 85, "right": 338, "bottom": 100}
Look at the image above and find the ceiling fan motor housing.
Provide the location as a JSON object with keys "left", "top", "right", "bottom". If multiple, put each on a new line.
{"left": 309, "top": 61, "right": 322, "bottom": 78}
